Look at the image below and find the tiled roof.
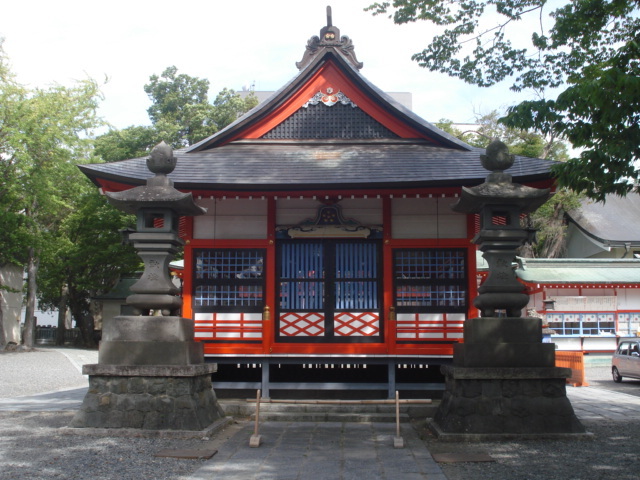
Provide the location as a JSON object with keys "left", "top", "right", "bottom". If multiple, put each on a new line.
{"left": 515, "top": 258, "right": 640, "bottom": 284}
{"left": 567, "top": 194, "right": 640, "bottom": 245}
{"left": 80, "top": 21, "right": 555, "bottom": 192}
{"left": 80, "top": 141, "right": 555, "bottom": 191}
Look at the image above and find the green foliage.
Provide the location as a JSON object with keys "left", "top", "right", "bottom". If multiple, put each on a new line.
{"left": 526, "top": 188, "right": 583, "bottom": 258}
{"left": 137, "top": 66, "right": 258, "bottom": 149}
{"left": 94, "top": 66, "right": 259, "bottom": 161}
{"left": 0, "top": 39, "right": 142, "bottom": 344}
{"left": 505, "top": 40, "right": 640, "bottom": 201}
{"left": 1, "top": 39, "right": 104, "bottom": 264}
{"left": 93, "top": 126, "right": 158, "bottom": 163}
{"left": 211, "top": 87, "right": 259, "bottom": 130}
{"left": 367, "top": 0, "right": 640, "bottom": 200}
{"left": 436, "top": 111, "right": 569, "bottom": 161}
{"left": 144, "top": 66, "right": 207, "bottom": 121}
{"left": 38, "top": 186, "right": 139, "bottom": 317}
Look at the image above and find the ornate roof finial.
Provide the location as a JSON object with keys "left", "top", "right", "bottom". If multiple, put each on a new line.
{"left": 296, "top": 6, "right": 363, "bottom": 71}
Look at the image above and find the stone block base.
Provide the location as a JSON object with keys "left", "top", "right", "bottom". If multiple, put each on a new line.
{"left": 98, "top": 340, "right": 204, "bottom": 365}
{"left": 98, "top": 315, "right": 204, "bottom": 366}
{"left": 432, "top": 366, "right": 586, "bottom": 438}
{"left": 71, "top": 364, "right": 225, "bottom": 431}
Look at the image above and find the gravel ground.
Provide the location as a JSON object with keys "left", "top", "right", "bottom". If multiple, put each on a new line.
{"left": 0, "top": 348, "right": 89, "bottom": 397}
{"left": 1, "top": 348, "right": 640, "bottom": 480}
{"left": 417, "top": 365, "right": 640, "bottom": 480}
{"left": 0, "top": 348, "right": 243, "bottom": 480}
{"left": 0, "top": 411, "right": 231, "bottom": 480}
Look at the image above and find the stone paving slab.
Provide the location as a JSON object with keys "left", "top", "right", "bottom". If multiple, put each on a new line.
{"left": 566, "top": 386, "right": 640, "bottom": 420}
{"left": 185, "top": 421, "right": 447, "bottom": 480}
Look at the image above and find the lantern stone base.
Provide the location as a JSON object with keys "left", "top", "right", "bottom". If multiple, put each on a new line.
{"left": 431, "top": 366, "right": 586, "bottom": 440}
{"left": 98, "top": 315, "right": 205, "bottom": 366}
{"left": 71, "top": 315, "right": 224, "bottom": 431}
{"left": 431, "top": 316, "right": 586, "bottom": 439}
{"left": 71, "top": 364, "right": 225, "bottom": 431}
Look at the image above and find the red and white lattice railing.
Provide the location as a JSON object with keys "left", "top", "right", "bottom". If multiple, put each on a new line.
{"left": 334, "top": 312, "right": 380, "bottom": 336}
{"left": 396, "top": 313, "right": 464, "bottom": 340}
{"left": 194, "top": 312, "right": 262, "bottom": 340}
{"left": 278, "top": 311, "right": 381, "bottom": 337}
{"left": 279, "top": 312, "right": 326, "bottom": 337}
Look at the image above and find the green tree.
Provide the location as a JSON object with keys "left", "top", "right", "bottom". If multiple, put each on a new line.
{"left": 94, "top": 125, "right": 158, "bottom": 163}
{"left": 0, "top": 40, "right": 105, "bottom": 347}
{"left": 211, "top": 87, "right": 259, "bottom": 131}
{"left": 37, "top": 188, "right": 139, "bottom": 347}
{"left": 368, "top": 0, "right": 640, "bottom": 201}
{"left": 142, "top": 66, "right": 258, "bottom": 148}
{"left": 95, "top": 66, "right": 259, "bottom": 161}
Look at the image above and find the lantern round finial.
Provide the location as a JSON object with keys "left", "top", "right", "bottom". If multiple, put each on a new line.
{"left": 480, "top": 139, "right": 515, "bottom": 173}
{"left": 146, "top": 141, "right": 177, "bottom": 175}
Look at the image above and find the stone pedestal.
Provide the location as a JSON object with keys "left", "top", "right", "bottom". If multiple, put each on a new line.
{"left": 71, "top": 315, "right": 225, "bottom": 431}
{"left": 71, "top": 364, "right": 224, "bottom": 430}
{"left": 453, "top": 317, "right": 556, "bottom": 368}
{"left": 98, "top": 315, "right": 204, "bottom": 366}
{"left": 432, "top": 366, "right": 585, "bottom": 438}
{"left": 431, "top": 317, "right": 586, "bottom": 439}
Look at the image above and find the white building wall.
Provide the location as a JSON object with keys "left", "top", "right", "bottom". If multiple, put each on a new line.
{"left": 194, "top": 198, "right": 268, "bottom": 239}
{"left": 193, "top": 197, "right": 468, "bottom": 240}
{"left": 391, "top": 198, "right": 467, "bottom": 239}
{"left": 276, "top": 198, "right": 383, "bottom": 227}
{"left": 527, "top": 286, "right": 640, "bottom": 350}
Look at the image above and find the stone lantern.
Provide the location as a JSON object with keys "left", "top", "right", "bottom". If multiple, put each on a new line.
{"left": 105, "top": 141, "right": 202, "bottom": 319}
{"left": 72, "top": 142, "right": 226, "bottom": 431}
{"left": 430, "top": 140, "right": 586, "bottom": 439}
{"left": 454, "top": 140, "right": 548, "bottom": 318}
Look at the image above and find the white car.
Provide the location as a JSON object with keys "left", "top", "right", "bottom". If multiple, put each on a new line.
{"left": 612, "top": 340, "right": 640, "bottom": 382}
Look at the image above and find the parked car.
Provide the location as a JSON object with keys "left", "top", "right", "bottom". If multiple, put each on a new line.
{"left": 612, "top": 340, "right": 640, "bottom": 382}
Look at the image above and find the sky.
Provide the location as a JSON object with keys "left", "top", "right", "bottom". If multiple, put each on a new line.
{"left": 1, "top": 0, "right": 545, "bottom": 130}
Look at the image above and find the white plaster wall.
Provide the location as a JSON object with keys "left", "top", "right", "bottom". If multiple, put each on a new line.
{"left": 276, "top": 198, "right": 321, "bottom": 225}
{"left": 391, "top": 198, "right": 467, "bottom": 239}
{"left": 194, "top": 198, "right": 268, "bottom": 239}
{"left": 617, "top": 289, "right": 640, "bottom": 310}
{"left": 276, "top": 198, "right": 383, "bottom": 227}
{"left": 338, "top": 198, "right": 383, "bottom": 225}
{"left": 0, "top": 264, "right": 23, "bottom": 343}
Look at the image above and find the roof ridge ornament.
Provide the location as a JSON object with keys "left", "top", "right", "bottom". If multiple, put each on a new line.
{"left": 296, "top": 6, "right": 363, "bottom": 71}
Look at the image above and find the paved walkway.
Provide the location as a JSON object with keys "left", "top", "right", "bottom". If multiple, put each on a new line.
{"left": 188, "top": 421, "right": 446, "bottom": 480}
{"left": 565, "top": 385, "right": 640, "bottom": 421}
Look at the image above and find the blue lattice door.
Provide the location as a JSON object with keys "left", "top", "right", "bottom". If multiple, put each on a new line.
{"left": 277, "top": 240, "right": 382, "bottom": 342}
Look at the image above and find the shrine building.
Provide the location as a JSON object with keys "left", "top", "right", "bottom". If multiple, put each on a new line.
{"left": 80, "top": 15, "right": 555, "bottom": 397}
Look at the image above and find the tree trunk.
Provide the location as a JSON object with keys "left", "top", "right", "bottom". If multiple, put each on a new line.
{"left": 55, "top": 284, "right": 69, "bottom": 346}
{"left": 74, "top": 312, "right": 96, "bottom": 348}
{"left": 22, "top": 248, "right": 39, "bottom": 348}
{"left": 0, "top": 291, "right": 6, "bottom": 347}
{"left": 68, "top": 286, "right": 96, "bottom": 348}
